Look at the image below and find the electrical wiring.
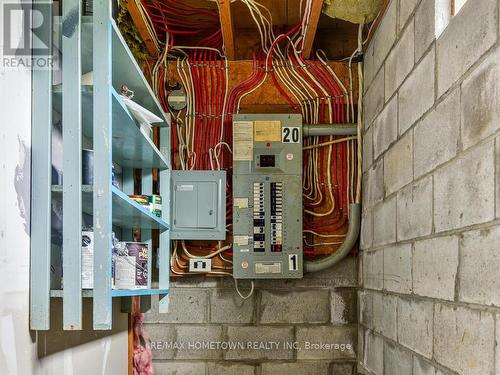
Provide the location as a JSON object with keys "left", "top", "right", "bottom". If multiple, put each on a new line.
{"left": 234, "top": 279, "right": 255, "bottom": 300}
{"left": 140, "top": 0, "right": 362, "bottom": 290}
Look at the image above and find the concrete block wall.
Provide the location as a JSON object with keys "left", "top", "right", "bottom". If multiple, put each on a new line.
{"left": 360, "top": 0, "right": 500, "bottom": 374}
{"left": 143, "top": 256, "right": 358, "bottom": 375}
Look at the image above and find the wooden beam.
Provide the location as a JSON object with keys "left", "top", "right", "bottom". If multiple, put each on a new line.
{"left": 302, "top": 0, "right": 324, "bottom": 59}
{"left": 218, "top": 0, "right": 236, "bottom": 60}
{"left": 127, "top": 0, "right": 160, "bottom": 57}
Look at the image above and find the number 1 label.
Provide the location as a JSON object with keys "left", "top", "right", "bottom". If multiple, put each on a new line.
{"left": 289, "top": 254, "right": 298, "bottom": 271}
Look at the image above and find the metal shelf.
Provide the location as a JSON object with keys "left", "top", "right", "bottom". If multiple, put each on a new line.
{"left": 31, "top": 6, "right": 171, "bottom": 331}
{"left": 53, "top": 86, "right": 169, "bottom": 170}
{"left": 51, "top": 185, "right": 169, "bottom": 230}
{"left": 53, "top": 17, "right": 169, "bottom": 126}
{"left": 50, "top": 289, "right": 169, "bottom": 298}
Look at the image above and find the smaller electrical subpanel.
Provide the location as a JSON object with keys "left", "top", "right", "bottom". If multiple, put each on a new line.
{"left": 170, "top": 170, "right": 226, "bottom": 240}
{"left": 232, "top": 114, "right": 303, "bottom": 279}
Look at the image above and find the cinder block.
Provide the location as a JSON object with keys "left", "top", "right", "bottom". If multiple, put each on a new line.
{"left": 434, "top": 304, "right": 495, "bottom": 375}
{"left": 399, "top": 0, "right": 419, "bottom": 30}
{"left": 413, "top": 235, "right": 458, "bottom": 300}
{"left": 497, "top": 314, "right": 500, "bottom": 375}
{"left": 358, "top": 290, "right": 374, "bottom": 328}
{"left": 373, "top": 197, "right": 396, "bottom": 247}
{"left": 372, "top": 292, "right": 397, "bottom": 341}
{"left": 363, "top": 125, "right": 373, "bottom": 172}
{"left": 384, "top": 341, "right": 412, "bottom": 375}
{"left": 296, "top": 326, "right": 357, "bottom": 360}
{"left": 461, "top": 49, "right": 500, "bottom": 150}
{"left": 331, "top": 363, "right": 355, "bottom": 375}
{"left": 224, "top": 326, "right": 294, "bottom": 360}
{"left": 385, "top": 20, "right": 415, "bottom": 100}
{"left": 207, "top": 363, "right": 255, "bottom": 375}
{"left": 397, "top": 176, "right": 433, "bottom": 241}
{"left": 363, "top": 250, "right": 383, "bottom": 290}
{"left": 363, "top": 159, "right": 384, "bottom": 209}
{"left": 364, "top": 40, "right": 376, "bottom": 91}
{"left": 144, "top": 288, "right": 208, "bottom": 323}
{"left": 397, "top": 298, "right": 433, "bottom": 358}
{"left": 373, "top": 95, "right": 398, "bottom": 159}
{"left": 170, "top": 277, "right": 220, "bottom": 288}
{"left": 436, "top": 0, "right": 498, "bottom": 97}
{"left": 384, "top": 131, "right": 413, "bottom": 195}
{"left": 210, "top": 289, "right": 255, "bottom": 324}
{"left": 298, "top": 256, "right": 358, "bottom": 288}
{"left": 153, "top": 361, "right": 205, "bottom": 375}
{"left": 413, "top": 356, "right": 444, "bottom": 375}
{"left": 371, "top": 0, "right": 398, "bottom": 74}
{"left": 174, "top": 326, "right": 223, "bottom": 360}
{"left": 363, "top": 330, "right": 383, "bottom": 375}
{"left": 144, "top": 324, "right": 176, "bottom": 359}
{"left": 399, "top": 47, "right": 435, "bottom": 134}
{"left": 358, "top": 327, "right": 365, "bottom": 371}
{"left": 383, "top": 243, "right": 412, "bottom": 294}
{"left": 261, "top": 362, "right": 330, "bottom": 375}
{"left": 497, "top": 138, "right": 500, "bottom": 219}
{"left": 415, "top": 0, "right": 435, "bottom": 62}
{"left": 259, "top": 289, "right": 330, "bottom": 324}
{"left": 460, "top": 226, "right": 500, "bottom": 306}
{"left": 434, "top": 141, "right": 495, "bottom": 232}
{"left": 414, "top": 88, "right": 460, "bottom": 178}
{"left": 364, "top": 68, "right": 385, "bottom": 128}
{"left": 360, "top": 210, "right": 373, "bottom": 250}
{"left": 331, "top": 288, "right": 357, "bottom": 325}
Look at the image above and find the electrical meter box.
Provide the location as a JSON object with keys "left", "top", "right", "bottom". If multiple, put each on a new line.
{"left": 171, "top": 170, "right": 226, "bottom": 240}
{"left": 232, "top": 114, "right": 303, "bottom": 279}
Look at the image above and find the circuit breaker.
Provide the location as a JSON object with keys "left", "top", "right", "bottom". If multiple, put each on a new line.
{"left": 232, "top": 114, "right": 303, "bottom": 279}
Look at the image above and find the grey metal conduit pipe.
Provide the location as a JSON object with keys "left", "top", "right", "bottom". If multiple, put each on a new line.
{"left": 303, "top": 124, "right": 357, "bottom": 137}
{"left": 304, "top": 203, "right": 361, "bottom": 273}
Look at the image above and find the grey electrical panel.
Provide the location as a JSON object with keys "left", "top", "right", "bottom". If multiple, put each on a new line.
{"left": 171, "top": 170, "right": 226, "bottom": 240}
{"left": 232, "top": 114, "right": 303, "bottom": 279}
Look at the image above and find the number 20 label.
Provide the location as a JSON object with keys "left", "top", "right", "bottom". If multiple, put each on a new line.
{"left": 282, "top": 127, "right": 300, "bottom": 143}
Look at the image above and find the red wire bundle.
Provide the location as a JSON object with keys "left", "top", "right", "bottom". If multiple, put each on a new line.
{"left": 141, "top": 0, "right": 222, "bottom": 49}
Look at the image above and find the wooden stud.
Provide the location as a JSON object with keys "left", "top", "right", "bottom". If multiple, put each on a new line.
{"left": 218, "top": 0, "right": 236, "bottom": 60}
{"left": 302, "top": 0, "right": 324, "bottom": 59}
{"left": 127, "top": 0, "right": 160, "bottom": 57}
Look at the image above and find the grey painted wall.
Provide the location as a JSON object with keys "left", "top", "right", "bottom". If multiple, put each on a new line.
{"left": 360, "top": 0, "right": 500, "bottom": 374}
{"left": 0, "top": 3, "right": 128, "bottom": 373}
{"left": 144, "top": 256, "right": 358, "bottom": 375}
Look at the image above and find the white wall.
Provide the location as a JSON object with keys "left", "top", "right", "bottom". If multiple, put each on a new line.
{"left": 0, "top": 2, "right": 128, "bottom": 374}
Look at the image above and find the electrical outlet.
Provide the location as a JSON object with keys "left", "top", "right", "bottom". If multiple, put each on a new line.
{"left": 189, "top": 258, "right": 212, "bottom": 273}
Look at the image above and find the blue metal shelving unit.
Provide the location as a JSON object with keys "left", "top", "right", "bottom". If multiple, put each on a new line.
{"left": 31, "top": 0, "right": 171, "bottom": 330}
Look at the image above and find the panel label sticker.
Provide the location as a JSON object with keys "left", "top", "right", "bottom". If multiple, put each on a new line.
{"left": 289, "top": 254, "right": 298, "bottom": 271}
{"left": 234, "top": 198, "right": 249, "bottom": 209}
{"left": 233, "top": 121, "right": 254, "bottom": 160}
{"left": 176, "top": 184, "right": 194, "bottom": 191}
{"left": 233, "top": 235, "right": 249, "bottom": 246}
{"left": 254, "top": 120, "right": 282, "bottom": 142}
{"left": 282, "top": 126, "right": 300, "bottom": 143}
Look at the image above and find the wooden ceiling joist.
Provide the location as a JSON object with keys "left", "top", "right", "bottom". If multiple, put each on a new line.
{"left": 302, "top": 0, "right": 324, "bottom": 59}
{"left": 218, "top": 0, "right": 236, "bottom": 60}
{"left": 126, "top": 0, "right": 160, "bottom": 57}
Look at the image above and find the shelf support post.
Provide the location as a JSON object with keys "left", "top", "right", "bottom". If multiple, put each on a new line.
{"left": 158, "top": 125, "right": 171, "bottom": 313}
{"left": 62, "top": 0, "right": 83, "bottom": 330}
{"left": 93, "top": 0, "right": 113, "bottom": 330}
{"left": 30, "top": 0, "right": 53, "bottom": 330}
